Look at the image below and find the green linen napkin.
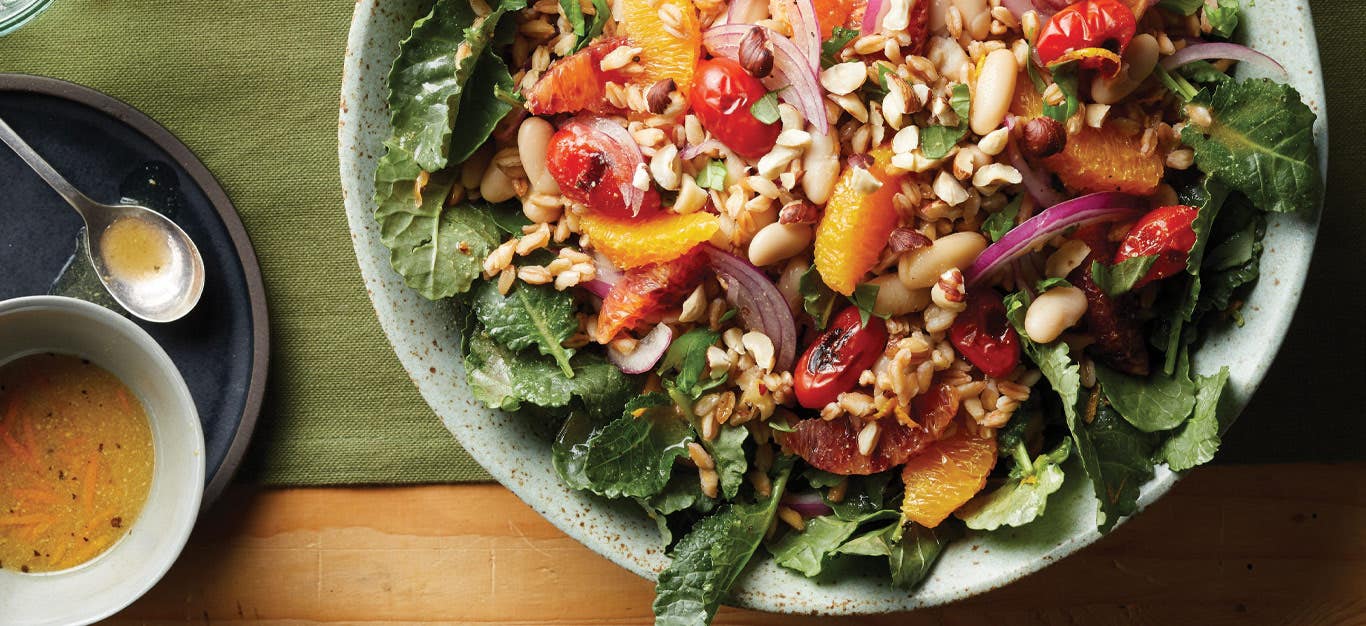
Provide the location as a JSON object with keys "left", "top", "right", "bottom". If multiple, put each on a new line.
{"left": 0, "top": 0, "right": 491, "bottom": 484}
{"left": 0, "top": 0, "right": 1359, "bottom": 487}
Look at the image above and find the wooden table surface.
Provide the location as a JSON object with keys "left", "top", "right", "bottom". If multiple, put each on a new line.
{"left": 110, "top": 462, "right": 1365, "bottom": 625}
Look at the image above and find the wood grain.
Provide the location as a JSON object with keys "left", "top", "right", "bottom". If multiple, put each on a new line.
{"left": 110, "top": 463, "right": 1366, "bottom": 625}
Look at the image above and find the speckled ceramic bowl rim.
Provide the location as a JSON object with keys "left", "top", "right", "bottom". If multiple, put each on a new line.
{"left": 339, "top": 1, "right": 1326, "bottom": 614}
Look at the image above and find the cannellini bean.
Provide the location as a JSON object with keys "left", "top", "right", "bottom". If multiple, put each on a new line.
{"left": 517, "top": 117, "right": 559, "bottom": 194}
{"left": 869, "top": 274, "right": 931, "bottom": 316}
{"left": 970, "top": 49, "right": 1018, "bottom": 136}
{"left": 748, "top": 223, "right": 813, "bottom": 267}
{"left": 927, "top": 37, "right": 970, "bottom": 80}
{"left": 480, "top": 164, "right": 517, "bottom": 203}
{"left": 776, "top": 258, "right": 809, "bottom": 316}
{"left": 1092, "top": 34, "right": 1160, "bottom": 105}
{"left": 953, "top": 0, "right": 991, "bottom": 40}
{"left": 1045, "top": 240, "right": 1091, "bottom": 278}
{"left": 1024, "top": 286, "right": 1087, "bottom": 343}
{"left": 801, "top": 125, "right": 841, "bottom": 205}
{"left": 898, "top": 231, "right": 987, "bottom": 289}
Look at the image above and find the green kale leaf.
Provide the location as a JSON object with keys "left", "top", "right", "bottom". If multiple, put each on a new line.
{"left": 1094, "top": 362, "right": 1197, "bottom": 432}
{"left": 888, "top": 523, "right": 957, "bottom": 589}
{"left": 653, "top": 457, "right": 794, "bottom": 626}
{"left": 576, "top": 394, "right": 696, "bottom": 499}
{"left": 446, "top": 50, "right": 516, "bottom": 165}
{"left": 1158, "top": 367, "right": 1232, "bottom": 471}
{"left": 657, "top": 328, "right": 725, "bottom": 400}
{"left": 1085, "top": 400, "right": 1160, "bottom": 522}
{"left": 1205, "top": 0, "right": 1240, "bottom": 39}
{"left": 466, "top": 331, "right": 630, "bottom": 413}
{"left": 768, "top": 510, "right": 899, "bottom": 577}
{"left": 474, "top": 281, "right": 578, "bottom": 376}
{"left": 1181, "top": 78, "right": 1321, "bottom": 214}
{"left": 704, "top": 424, "right": 749, "bottom": 500}
{"left": 957, "top": 439, "right": 1071, "bottom": 531}
{"left": 824, "top": 472, "right": 893, "bottom": 521}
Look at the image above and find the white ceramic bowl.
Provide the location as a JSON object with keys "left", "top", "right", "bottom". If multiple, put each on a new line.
{"left": 0, "top": 296, "right": 204, "bottom": 626}
{"left": 340, "top": 2, "right": 1327, "bottom": 614}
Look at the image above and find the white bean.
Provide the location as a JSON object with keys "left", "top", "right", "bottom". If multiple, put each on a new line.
{"left": 898, "top": 231, "right": 987, "bottom": 289}
{"left": 480, "top": 164, "right": 517, "bottom": 203}
{"left": 1024, "top": 286, "right": 1088, "bottom": 343}
{"left": 801, "top": 125, "right": 841, "bottom": 205}
{"left": 517, "top": 117, "right": 559, "bottom": 194}
{"left": 1045, "top": 240, "right": 1091, "bottom": 278}
{"left": 953, "top": 0, "right": 991, "bottom": 40}
{"left": 776, "top": 258, "right": 809, "bottom": 316}
{"left": 748, "top": 223, "right": 813, "bottom": 267}
{"left": 869, "top": 274, "right": 931, "bottom": 316}
{"left": 1092, "top": 34, "right": 1160, "bottom": 105}
{"left": 970, "top": 49, "right": 1018, "bottom": 136}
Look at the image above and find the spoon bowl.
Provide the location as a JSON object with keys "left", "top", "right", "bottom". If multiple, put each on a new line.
{"left": 0, "top": 114, "right": 205, "bottom": 322}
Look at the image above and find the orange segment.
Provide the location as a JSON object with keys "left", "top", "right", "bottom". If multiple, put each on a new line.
{"left": 900, "top": 427, "right": 997, "bottom": 528}
{"left": 597, "top": 246, "right": 707, "bottom": 341}
{"left": 620, "top": 0, "right": 701, "bottom": 90}
{"left": 581, "top": 211, "right": 720, "bottom": 269}
{"left": 813, "top": 148, "right": 902, "bottom": 296}
{"left": 1044, "top": 123, "right": 1164, "bottom": 196}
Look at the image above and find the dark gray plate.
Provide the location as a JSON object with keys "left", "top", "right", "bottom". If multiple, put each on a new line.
{"left": 0, "top": 74, "right": 268, "bottom": 508}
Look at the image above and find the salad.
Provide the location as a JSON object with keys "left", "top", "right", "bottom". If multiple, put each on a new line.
{"left": 371, "top": 0, "right": 1319, "bottom": 621}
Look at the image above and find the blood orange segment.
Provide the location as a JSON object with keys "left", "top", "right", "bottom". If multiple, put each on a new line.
{"left": 581, "top": 211, "right": 720, "bottom": 269}
{"left": 1043, "top": 123, "right": 1164, "bottom": 196}
{"left": 525, "top": 38, "right": 631, "bottom": 115}
{"left": 900, "top": 428, "right": 998, "bottom": 528}
{"left": 620, "top": 0, "right": 701, "bottom": 90}
{"left": 779, "top": 383, "right": 959, "bottom": 475}
{"left": 596, "top": 246, "right": 708, "bottom": 341}
{"left": 813, "top": 148, "right": 902, "bottom": 295}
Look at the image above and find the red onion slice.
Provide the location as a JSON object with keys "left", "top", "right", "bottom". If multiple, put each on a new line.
{"left": 582, "top": 279, "right": 614, "bottom": 298}
{"left": 964, "top": 192, "right": 1145, "bottom": 286}
{"left": 680, "top": 138, "right": 725, "bottom": 160}
{"left": 608, "top": 323, "right": 673, "bottom": 374}
{"left": 1159, "top": 42, "right": 1289, "bottom": 81}
{"left": 703, "top": 25, "right": 829, "bottom": 133}
{"left": 781, "top": 0, "right": 822, "bottom": 70}
{"left": 1009, "top": 150, "right": 1068, "bottom": 209}
{"left": 702, "top": 246, "right": 799, "bottom": 371}
{"left": 561, "top": 116, "right": 646, "bottom": 217}
{"left": 860, "top": 0, "right": 889, "bottom": 33}
{"left": 781, "top": 491, "right": 835, "bottom": 517}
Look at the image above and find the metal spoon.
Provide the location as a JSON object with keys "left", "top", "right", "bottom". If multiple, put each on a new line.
{"left": 0, "top": 114, "right": 204, "bottom": 323}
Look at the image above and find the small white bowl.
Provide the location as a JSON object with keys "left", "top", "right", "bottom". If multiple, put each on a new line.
{"left": 0, "top": 296, "right": 204, "bottom": 626}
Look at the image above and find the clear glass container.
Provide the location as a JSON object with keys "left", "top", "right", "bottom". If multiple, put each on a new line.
{"left": 0, "top": 0, "right": 54, "bottom": 36}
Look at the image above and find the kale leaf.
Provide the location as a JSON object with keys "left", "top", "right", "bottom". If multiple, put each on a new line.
{"left": 575, "top": 394, "right": 696, "bottom": 499}
{"left": 1158, "top": 367, "right": 1232, "bottom": 471}
{"left": 657, "top": 328, "right": 725, "bottom": 401}
{"left": 956, "top": 439, "right": 1071, "bottom": 531}
{"left": 1094, "top": 362, "right": 1197, "bottom": 432}
{"left": 1085, "top": 400, "right": 1160, "bottom": 523}
{"left": 768, "top": 510, "right": 899, "bottom": 577}
{"left": 704, "top": 424, "right": 749, "bottom": 500}
{"left": 474, "top": 281, "right": 578, "bottom": 376}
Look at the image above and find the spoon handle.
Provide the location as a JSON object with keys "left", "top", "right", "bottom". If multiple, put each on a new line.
{"left": 0, "top": 114, "right": 102, "bottom": 215}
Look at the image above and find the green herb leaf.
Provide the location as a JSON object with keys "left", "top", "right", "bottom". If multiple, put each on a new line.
{"left": 1158, "top": 0, "right": 1203, "bottom": 14}
{"left": 637, "top": 472, "right": 715, "bottom": 545}
{"left": 1094, "top": 362, "right": 1197, "bottom": 432}
{"left": 850, "top": 282, "right": 882, "bottom": 327}
{"left": 658, "top": 328, "right": 726, "bottom": 400}
{"left": 1090, "top": 256, "right": 1158, "bottom": 297}
{"left": 769, "top": 510, "right": 899, "bottom": 577}
{"left": 750, "top": 91, "right": 782, "bottom": 124}
{"left": 1179, "top": 60, "right": 1234, "bottom": 87}
{"left": 653, "top": 457, "right": 794, "bottom": 626}
{"left": 374, "top": 163, "right": 502, "bottom": 299}
{"left": 1085, "top": 400, "right": 1160, "bottom": 522}
{"left": 1158, "top": 367, "right": 1232, "bottom": 470}
{"left": 798, "top": 264, "right": 838, "bottom": 329}
{"left": 957, "top": 439, "right": 1072, "bottom": 531}
{"left": 825, "top": 472, "right": 893, "bottom": 521}
{"left": 919, "top": 125, "right": 968, "bottom": 160}
{"left": 1181, "top": 78, "right": 1321, "bottom": 214}
{"left": 571, "top": 394, "right": 695, "bottom": 499}
{"left": 1205, "top": 0, "right": 1240, "bottom": 38}
{"left": 1042, "top": 62, "right": 1080, "bottom": 123}
{"left": 1035, "top": 277, "right": 1072, "bottom": 293}
{"left": 949, "top": 83, "right": 971, "bottom": 121}
{"left": 447, "top": 51, "right": 517, "bottom": 165}
{"left": 704, "top": 424, "right": 749, "bottom": 500}
{"left": 1197, "top": 193, "right": 1265, "bottom": 316}
{"left": 982, "top": 195, "right": 1022, "bottom": 242}
{"left": 474, "top": 281, "right": 578, "bottom": 376}
{"left": 889, "top": 523, "right": 956, "bottom": 589}
{"left": 696, "top": 159, "right": 728, "bottom": 191}
{"left": 821, "top": 27, "right": 860, "bottom": 68}
{"left": 559, "top": 0, "right": 586, "bottom": 38}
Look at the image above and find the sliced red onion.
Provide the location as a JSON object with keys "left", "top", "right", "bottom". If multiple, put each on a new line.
{"left": 782, "top": 491, "right": 834, "bottom": 517}
{"left": 702, "top": 246, "right": 798, "bottom": 371}
{"left": 1160, "top": 42, "right": 1289, "bottom": 81}
{"left": 781, "top": 0, "right": 821, "bottom": 70}
{"left": 1009, "top": 150, "right": 1068, "bottom": 209}
{"left": 680, "top": 138, "right": 725, "bottom": 160}
{"left": 703, "top": 25, "right": 829, "bottom": 133}
{"left": 608, "top": 323, "right": 673, "bottom": 374}
{"left": 726, "top": 0, "right": 769, "bottom": 25}
{"left": 582, "top": 279, "right": 614, "bottom": 299}
{"left": 593, "top": 251, "right": 623, "bottom": 285}
{"left": 562, "top": 116, "right": 646, "bottom": 217}
{"left": 965, "top": 192, "right": 1145, "bottom": 286}
{"left": 859, "top": 0, "right": 886, "bottom": 33}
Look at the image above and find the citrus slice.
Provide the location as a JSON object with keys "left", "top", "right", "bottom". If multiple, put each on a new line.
{"left": 813, "top": 147, "right": 902, "bottom": 295}
{"left": 597, "top": 246, "right": 708, "bottom": 341}
{"left": 581, "top": 211, "right": 719, "bottom": 269}
{"left": 619, "top": 0, "right": 701, "bottom": 90}
{"left": 900, "top": 427, "right": 998, "bottom": 528}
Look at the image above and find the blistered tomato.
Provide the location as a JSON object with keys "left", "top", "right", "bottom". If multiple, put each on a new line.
{"left": 794, "top": 306, "right": 889, "bottom": 409}
{"left": 546, "top": 122, "right": 662, "bottom": 219}
{"left": 949, "top": 289, "right": 1020, "bottom": 379}
{"left": 1035, "top": 0, "right": 1137, "bottom": 75}
{"left": 688, "top": 58, "right": 780, "bottom": 159}
{"left": 1114, "top": 204, "right": 1199, "bottom": 288}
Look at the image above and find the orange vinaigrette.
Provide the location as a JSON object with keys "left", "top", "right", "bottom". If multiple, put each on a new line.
{"left": 0, "top": 353, "right": 155, "bottom": 573}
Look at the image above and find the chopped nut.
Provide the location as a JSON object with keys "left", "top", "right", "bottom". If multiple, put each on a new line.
{"left": 739, "top": 26, "right": 775, "bottom": 79}
{"left": 599, "top": 45, "right": 642, "bottom": 72}
{"left": 778, "top": 200, "right": 820, "bottom": 224}
{"left": 933, "top": 170, "right": 969, "bottom": 206}
{"left": 931, "top": 268, "right": 967, "bottom": 312}
{"left": 971, "top": 163, "right": 1023, "bottom": 195}
{"left": 646, "top": 78, "right": 675, "bottom": 114}
{"left": 1022, "top": 116, "right": 1066, "bottom": 159}
{"left": 741, "top": 331, "right": 776, "bottom": 371}
{"left": 888, "top": 226, "right": 932, "bottom": 253}
{"left": 891, "top": 125, "right": 920, "bottom": 154}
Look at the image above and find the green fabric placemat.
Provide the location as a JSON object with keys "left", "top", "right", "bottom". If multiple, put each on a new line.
{"left": 0, "top": 1, "right": 1360, "bottom": 486}
{"left": 0, "top": 0, "right": 492, "bottom": 484}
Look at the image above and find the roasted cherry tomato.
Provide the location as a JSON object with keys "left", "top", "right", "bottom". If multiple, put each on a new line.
{"left": 1035, "top": 0, "right": 1137, "bottom": 76}
{"left": 794, "top": 306, "right": 889, "bottom": 409}
{"left": 949, "top": 289, "right": 1020, "bottom": 379}
{"left": 688, "top": 58, "right": 781, "bottom": 159}
{"left": 546, "top": 121, "right": 662, "bottom": 220}
{"left": 1114, "top": 205, "right": 1199, "bottom": 288}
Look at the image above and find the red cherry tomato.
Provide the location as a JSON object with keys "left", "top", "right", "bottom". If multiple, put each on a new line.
{"left": 688, "top": 58, "right": 781, "bottom": 159}
{"left": 950, "top": 289, "right": 1021, "bottom": 379}
{"left": 794, "top": 306, "right": 889, "bottom": 409}
{"left": 1035, "top": 0, "right": 1137, "bottom": 75}
{"left": 546, "top": 123, "right": 662, "bottom": 220}
{"left": 1114, "top": 205, "right": 1199, "bottom": 288}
